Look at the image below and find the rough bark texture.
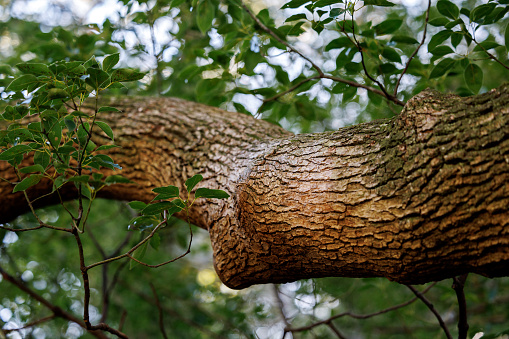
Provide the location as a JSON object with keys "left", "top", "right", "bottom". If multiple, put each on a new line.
{"left": 1, "top": 84, "right": 508, "bottom": 289}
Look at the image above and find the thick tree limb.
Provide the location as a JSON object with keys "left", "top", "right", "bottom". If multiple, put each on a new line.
{"left": 0, "top": 84, "right": 508, "bottom": 289}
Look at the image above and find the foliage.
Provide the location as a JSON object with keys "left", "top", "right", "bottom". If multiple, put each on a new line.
{"left": 0, "top": 0, "right": 508, "bottom": 338}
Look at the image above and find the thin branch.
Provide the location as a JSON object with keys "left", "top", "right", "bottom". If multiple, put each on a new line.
{"left": 240, "top": 1, "right": 405, "bottom": 107}
{"left": 349, "top": 13, "right": 392, "bottom": 101}
{"left": 472, "top": 38, "right": 509, "bottom": 71}
{"left": 240, "top": 2, "right": 324, "bottom": 76}
{"left": 288, "top": 282, "right": 436, "bottom": 332}
{"left": 0, "top": 266, "right": 108, "bottom": 339}
{"left": 326, "top": 322, "right": 347, "bottom": 339}
{"left": 394, "top": 0, "right": 432, "bottom": 96}
{"left": 263, "top": 76, "right": 321, "bottom": 103}
{"left": 86, "top": 218, "right": 167, "bottom": 270}
{"left": 2, "top": 315, "right": 56, "bottom": 334}
{"left": 273, "top": 285, "right": 290, "bottom": 329}
{"left": 452, "top": 274, "right": 469, "bottom": 339}
{"left": 150, "top": 283, "right": 169, "bottom": 339}
{"left": 406, "top": 284, "right": 452, "bottom": 339}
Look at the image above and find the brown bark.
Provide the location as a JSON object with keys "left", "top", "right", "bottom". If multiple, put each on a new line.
{"left": 1, "top": 84, "right": 508, "bottom": 289}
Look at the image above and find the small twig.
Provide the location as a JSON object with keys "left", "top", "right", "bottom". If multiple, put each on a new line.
{"left": 2, "top": 315, "right": 56, "bottom": 334}
{"left": 273, "top": 284, "right": 290, "bottom": 327}
{"left": 452, "top": 274, "right": 469, "bottom": 339}
{"left": 241, "top": 1, "right": 405, "bottom": 107}
{"left": 263, "top": 76, "right": 321, "bottom": 103}
{"left": 0, "top": 266, "right": 108, "bottom": 339}
{"left": 150, "top": 283, "right": 169, "bottom": 339}
{"left": 240, "top": 2, "right": 324, "bottom": 76}
{"left": 406, "top": 284, "right": 452, "bottom": 339}
{"left": 472, "top": 38, "right": 509, "bottom": 71}
{"left": 394, "top": 0, "right": 432, "bottom": 95}
{"left": 326, "top": 322, "right": 347, "bottom": 339}
{"left": 86, "top": 218, "right": 167, "bottom": 270}
{"left": 349, "top": 11, "right": 392, "bottom": 102}
{"left": 288, "top": 282, "right": 436, "bottom": 332}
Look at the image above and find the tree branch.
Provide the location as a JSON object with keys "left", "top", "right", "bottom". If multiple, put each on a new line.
{"left": 406, "top": 284, "right": 452, "bottom": 339}
{"left": 240, "top": 1, "right": 405, "bottom": 107}
{"left": 287, "top": 283, "right": 436, "bottom": 333}
{"left": 0, "top": 266, "right": 108, "bottom": 339}
{"left": 150, "top": 283, "right": 169, "bottom": 339}
{"left": 393, "top": 0, "right": 431, "bottom": 95}
{"left": 452, "top": 274, "right": 469, "bottom": 339}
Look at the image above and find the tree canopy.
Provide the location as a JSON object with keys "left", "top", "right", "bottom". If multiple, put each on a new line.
{"left": 0, "top": 0, "right": 508, "bottom": 338}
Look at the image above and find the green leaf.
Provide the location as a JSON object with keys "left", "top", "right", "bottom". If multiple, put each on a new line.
{"left": 110, "top": 69, "right": 146, "bottom": 82}
{"left": 285, "top": 14, "right": 307, "bottom": 22}
{"left": 428, "top": 18, "right": 450, "bottom": 27}
{"left": 313, "top": 0, "right": 341, "bottom": 7}
{"left": 47, "top": 88, "right": 69, "bottom": 100}
{"left": 430, "top": 45, "right": 455, "bottom": 56}
{"left": 68, "top": 175, "right": 90, "bottom": 183}
{"left": 128, "top": 215, "right": 157, "bottom": 231}
{"left": 464, "top": 63, "right": 483, "bottom": 94}
{"left": 381, "top": 47, "right": 401, "bottom": 63}
{"left": 281, "top": 0, "right": 310, "bottom": 9}
{"left": 19, "top": 164, "right": 45, "bottom": 174}
{"left": 374, "top": 19, "right": 402, "bottom": 35}
{"left": 363, "top": 0, "right": 395, "bottom": 7}
{"left": 195, "top": 188, "right": 230, "bottom": 199}
{"left": 103, "top": 53, "right": 120, "bottom": 72}
{"left": 98, "top": 106, "right": 121, "bottom": 113}
{"left": 197, "top": 0, "right": 215, "bottom": 34}
{"left": 34, "top": 151, "right": 50, "bottom": 169}
{"left": 128, "top": 201, "right": 147, "bottom": 210}
{"left": 325, "top": 37, "right": 356, "bottom": 51}
{"left": 86, "top": 67, "right": 110, "bottom": 89}
{"left": 92, "top": 173, "right": 103, "bottom": 181}
{"left": 105, "top": 175, "right": 133, "bottom": 184}
{"left": 96, "top": 121, "right": 114, "bottom": 140}
{"left": 152, "top": 185, "right": 180, "bottom": 200}
{"left": 6, "top": 74, "right": 39, "bottom": 91}
{"left": 96, "top": 145, "right": 119, "bottom": 151}
{"left": 429, "top": 58, "right": 456, "bottom": 78}
{"left": 13, "top": 174, "right": 43, "bottom": 193}
{"left": 16, "top": 63, "right": 53, "bottom": 76}
{"left": 391, "top": 36, "right": 419, "bottom": 44}
{"left": 0, "top": 145, "right": 32, "bottom": 160}
{"left": 473, "top": 41, "right": 501, "bottom": 52}
{"left": 470, "top": 3, "right": 496, "bottom": 23}
{"left": 186, "top": 174, "right": 203, "bottom": 192}
{"left": 428, "top": 30, "right": 452, "bottom": 51}
{"left": 437, "top": 0, "right": 459, "bottom": 19}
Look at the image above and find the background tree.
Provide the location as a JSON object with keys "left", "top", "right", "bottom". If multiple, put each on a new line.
{"left": 0, "top": 0, "right": 508, "bottom": 338}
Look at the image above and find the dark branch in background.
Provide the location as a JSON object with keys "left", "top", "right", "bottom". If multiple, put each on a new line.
{"left": 348, "top": 13, "right": 394, "bottom": 102}
{"left": 272, "top": 284, "right": 290, "bottom": 338}
{"left": 393, "top": 0, "right": 432, "bottom": 95}
{"left": 0, "top": 266, "right": 108, "bottom": 339}
{"left": 240, "top": 1, "right": 406, "bottom": 107}
{"left": 472, "top": 37, "right": 509, "bottom": 71}
{"left": 287, "top": 283, "right": 436, "bottom": 333}
{"left": 452, "top": 274, "right": 469, "bottom": 339}
{"left": 326, "top": 322, "right": 347, "bottom": 339}
{"left": 2, "top": 315, "right": 56, "bottom": 335}
{"left": 118, "top": 280, "right": 227, "bottom": 339}
{"left": 406, "top": 284, "right": 452, "bottom": 339}
{"left": 150, "top": 283, "right": 169, "bottom": 339}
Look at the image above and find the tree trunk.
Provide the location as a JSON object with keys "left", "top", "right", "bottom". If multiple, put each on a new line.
{"left": 1, "top": 84, "right": 508, "bottom": 289}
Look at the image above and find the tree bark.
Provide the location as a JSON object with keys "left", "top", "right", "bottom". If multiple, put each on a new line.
{"left": 1, "top": 84, "right": 508, "bottom": 289}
